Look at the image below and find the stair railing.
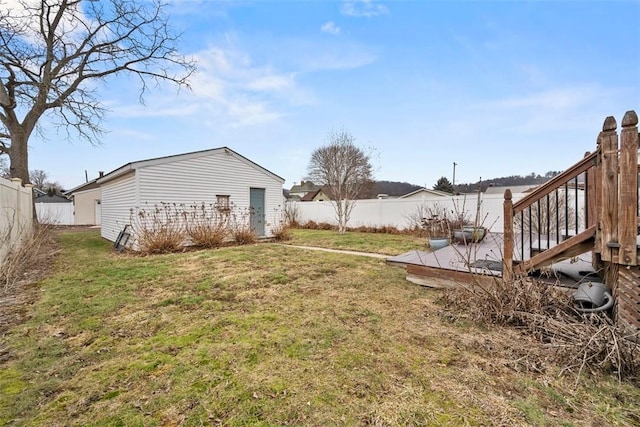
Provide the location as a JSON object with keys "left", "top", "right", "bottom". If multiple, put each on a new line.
{"left": 503, "top": 110, "right": 639, "bottom": 282}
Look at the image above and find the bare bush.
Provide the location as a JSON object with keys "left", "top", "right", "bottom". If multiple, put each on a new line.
{"left": 300, "top": 220, "right": 336, "bottom": 231}
{"left": 1, "top": 221, "right": 56, "bottom": 290}
{"left": 283, "top": 202, "right": 301, "bottom": 228}
{"left": 229, "top": 207, "right": 257, "bottom": 245}
{"left": 184, "top": 203, "right": 229, "bottom": 248}
{"left": 442, "top": 277, "right": 640, "bottom": 380}
{"left": 270, "top": 208, "right": 292, "bottom": 241}
{"left": 129, "top": 203, "right": 186, "bottom": 254}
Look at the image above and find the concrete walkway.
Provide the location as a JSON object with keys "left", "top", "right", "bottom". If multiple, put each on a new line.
{"left": 279, "top": 244, "right": 390, "bottom": 259}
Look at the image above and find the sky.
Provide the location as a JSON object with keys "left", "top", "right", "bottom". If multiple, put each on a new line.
{"left": 22, "top": 0, "right": 640, "bottom": 190}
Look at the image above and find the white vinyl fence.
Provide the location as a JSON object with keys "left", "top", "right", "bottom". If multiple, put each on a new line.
{"left": 289, "top": 193, "right": 529, "bottom": 233}
{"left": 0, "top": 178, "right": 34, "bottom": 265}
{"left": 36, "top": 202, "right": 74, "bottom": 225}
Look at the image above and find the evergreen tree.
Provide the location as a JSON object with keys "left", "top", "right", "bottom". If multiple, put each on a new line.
{"left": 433, "top": 176, "right": 455, "bottom": 194}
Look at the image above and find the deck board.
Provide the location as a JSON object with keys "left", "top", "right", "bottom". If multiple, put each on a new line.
{"left": 386, "top": 232, "right": 505, "bottom": 277}
{"left": 387, "top": 231, "right": 597, "bottom": 287}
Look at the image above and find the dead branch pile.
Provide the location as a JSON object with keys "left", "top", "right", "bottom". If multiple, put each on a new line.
{"left": 442, "top": 277, "right": 640, "bottom": 381}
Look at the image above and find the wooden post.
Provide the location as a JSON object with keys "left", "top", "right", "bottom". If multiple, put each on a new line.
{"left": 618, "top": 110, "right": 639, "bottom": 266}
{"left": 503, "top": 189, "right": 514, "bottom": 283}
{"left": 598, "top": 116, "right": 619, "bottom": 262}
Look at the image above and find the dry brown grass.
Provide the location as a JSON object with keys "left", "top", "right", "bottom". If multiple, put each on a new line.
{"left": 2, "top": 231, "right": 640, "bottom": 426}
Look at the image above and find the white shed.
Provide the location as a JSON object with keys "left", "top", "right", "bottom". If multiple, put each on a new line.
{"left": 97, "top": 147, "right": 285, "bottom": 244}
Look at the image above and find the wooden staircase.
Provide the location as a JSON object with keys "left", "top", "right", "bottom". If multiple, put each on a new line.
{"left": 502, "top": 110, "right": 640, "bottom": 330}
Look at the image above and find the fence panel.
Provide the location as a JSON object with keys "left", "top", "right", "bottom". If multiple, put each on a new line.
{"left": 290, "top": 193, "right": 524, "bottom": 233}
{"left": 36, "top": 203, "right": 74, "bottom": 225}
{"left": 0, "top": 178, "right": 34, "bottom": 265}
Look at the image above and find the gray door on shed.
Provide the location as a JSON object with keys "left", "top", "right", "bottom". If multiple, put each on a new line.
{"left": 249, "top": 188, "right": 265, "bottom": 236}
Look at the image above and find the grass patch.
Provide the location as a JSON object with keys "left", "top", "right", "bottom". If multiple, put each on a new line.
{"left": 1, "top": 231, "right": 639, "bottom": 425}
{"left": 286, "top": 228, "right": 426, "bottom": 255}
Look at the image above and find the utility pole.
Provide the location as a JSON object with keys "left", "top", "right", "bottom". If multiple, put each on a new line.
{"left": 452, "top": 162, "right": 457, "bottom": 188}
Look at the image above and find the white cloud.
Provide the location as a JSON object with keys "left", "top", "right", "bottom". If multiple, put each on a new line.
{"left": 341, "top": 0, "right": 389, "bottom": 17}
{"left": 485, "top": 86, "right": 607, "bottom": 111}
{"left": 109, "top": 42, "right": 307, "bottom": 126}
{"left": 107, "top": 32, "right": 377, "bottom": 128}
{"left": 321, "top": 21, "right": 341, "bottom": 35}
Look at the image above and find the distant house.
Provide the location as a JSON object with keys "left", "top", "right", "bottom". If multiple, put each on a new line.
{"left": 35, "top": 192, "right": 73, "bottom": 225}
{"left": 65, "top": 173, "right": 103, "bottom": 226}
{"left": 300, "top": 188, "right": 331, "bottom": 202}
{"left": 97, "top": 147, "right": 285, "bottom": 246}
{"left": 483, "top": 185, "right": 538, "bottom": 195}
{"left": 288, "top": 181, "right": 322, "bottom": 199}
{"left": 399, "top": 188, "right": 450, "bottom": 200}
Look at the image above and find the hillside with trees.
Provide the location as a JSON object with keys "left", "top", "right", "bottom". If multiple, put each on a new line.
{"left": 453, "top": 171, "right": 562, "bottom": 194}
{"left": 358, "top": 172, "right": 561, "bottom": 199}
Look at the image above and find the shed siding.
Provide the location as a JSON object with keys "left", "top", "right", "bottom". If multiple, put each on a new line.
{"left": 101, "top": 172, "right": 136, "bottom": 242}
{"left": 72, "top": 187, "right": 101, "bottom": 225}
{"left": 136, "top": 151, "right": 283, "bottom": 237}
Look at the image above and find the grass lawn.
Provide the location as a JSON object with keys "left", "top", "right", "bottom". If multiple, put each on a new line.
{"left": 286, "top": 228, "right": 427, "bottom": 255}
{"left": 1, "top": 230, "right": 639, "bottom": 425}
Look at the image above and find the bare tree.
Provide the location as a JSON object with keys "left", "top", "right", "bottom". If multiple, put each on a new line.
{"left": 307, "top": 129, "right": 373, "bottom": 234}
{"left": 28, "top": 168, "right": 63, "bottom": 193}
{"left": 0, "top": 0, "right": 196, "bottom": 183}
{"left": 0, "top": 156, "right": 8, "bottom": 178}
{"left": 514, "top": 191, "right": 577, "bottom": 238}
{"left": 29, "top": 169, "right": 48, "bottom": 189}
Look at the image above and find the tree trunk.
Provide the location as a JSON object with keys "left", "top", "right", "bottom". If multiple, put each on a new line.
{"left": 8, "top": 128, "right": 30, "bottom": 184}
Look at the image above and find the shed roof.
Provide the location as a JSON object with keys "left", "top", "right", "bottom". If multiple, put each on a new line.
{"left": 399, "top": 188, "right": 451, "bottom": 198}
{"left": 97, "top": 147, "right": 285, "bottom": 185}
{"left": 65, "top": 178, "right": 100, "bottom": 195}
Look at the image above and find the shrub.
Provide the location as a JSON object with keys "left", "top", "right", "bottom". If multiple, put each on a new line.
{"left": 233, "top": 227, "right": 257, "bottom": 245}
{"left": 283, "top": 202, "right": 301, "bottom": 228}
{"left": 1, "top": 221, "right": 55, "bottom": 290}
{"left": 229, "top": 207, "right": 257, "bottom": 245}
{"left": 130, "top": 203, "right": 186, "bottom": 254}
{"left": 271, "top": 224, "right": 292, "bottom": 241}
{"left": 271, "top": 207, "right": 293, "bottom": 241}
{"left": 184, "top": 203, "right": 229, "bottom": 248}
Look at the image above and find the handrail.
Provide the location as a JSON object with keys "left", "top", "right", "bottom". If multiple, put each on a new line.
{"left": 512, "top": 150, "right": 599, "bottom": 213}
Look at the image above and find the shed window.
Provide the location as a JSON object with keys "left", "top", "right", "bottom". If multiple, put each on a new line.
{"left": 216, "top": 195, "right": 230, "bottom": 212}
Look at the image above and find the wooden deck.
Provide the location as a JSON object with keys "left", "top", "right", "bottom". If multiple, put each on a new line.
{"left": 386, "top": 233, "right": 504, "bottom": 287}
{"left": 386, "top": 232, "right": 596, "bottom": 288}
{"left": 387, "top": 232, "right": 504, "bottom": 275}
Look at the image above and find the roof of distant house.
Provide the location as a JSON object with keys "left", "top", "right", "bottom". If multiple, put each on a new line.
{"left": 300, "top": 188, "right": 332, "bottom": 201}
{"left": 289, "top": 180, "right": 321, "bottom": 194}
{"left": 483, "top": 185, "right": 538, "bottom": 195}
{"left": 399, "top": 188, "right": 451, "bottom": 198}
{"left": 35, "top": 193, "right": 71, "bottom": 203}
